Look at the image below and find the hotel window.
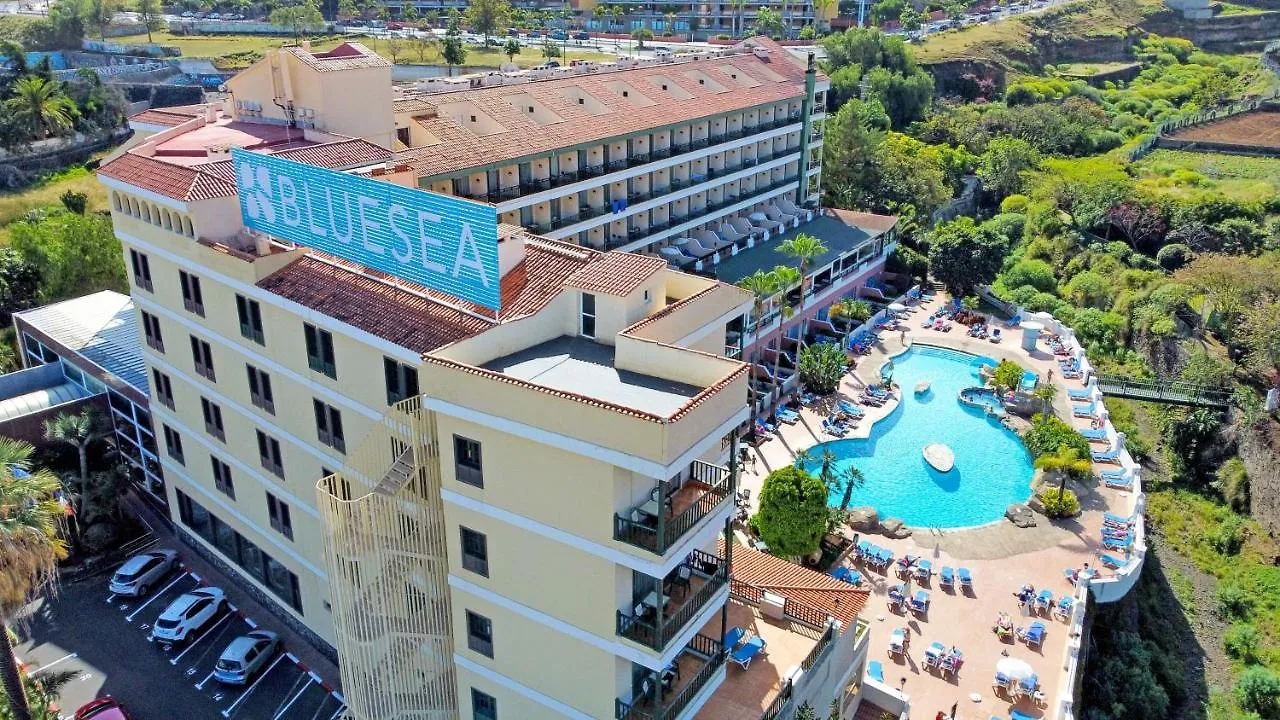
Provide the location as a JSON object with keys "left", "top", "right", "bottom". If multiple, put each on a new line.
{"left": 179, "top": 271, "right": 205, "bottom": 316}
{"left": 580, "top": 292, "right": 596, "bottom": 339}
{"left": 304, "top": 324, "right": 336, "bottom": 379}
{"left": 152, "top": 369, "right": 174, "bottom": 410}
{"left": 454, "top": 436, "right": 483, "bottom": 488}
{"left": 313, "top": 400, "right": 346, "bottom": 453}
{"left": 191, "top": 336, "right": 215, "bottom": 381}
{"left": 466, "top": 610, "right": 493, "bottom": 658}
{"left": 460, "top": 527, "right": 489, "bottom": 577}
{"left": 266, "top": 492, "right": 293, "bottom": 540}
{"left": 257, "top": 430, "right": 284, "bottom": 479}
{"left": 236, "top": 295, "right": 265, "bottom": 345}
{"left": 201, "top": 397, "right": 225, "bottom": 442}
{"left": 211, "top": 456, "right": 235, "bottom": 499}
{"left": 163, "top": 425, "right": 184, "bottom": 465}
{"left": 129, "top": 250, "right": 152, "bottom": 291}
{"left": 141, "top": 311, "right": 164, "bottom": 353}
{"left": 472, "top": 690, "right": 497, "bottom": 720}
{"left": 384, "top": 358, "right": 420, "bottom": 405}
{"left": 246, "top": 364, "right": 275, "bottom": 414}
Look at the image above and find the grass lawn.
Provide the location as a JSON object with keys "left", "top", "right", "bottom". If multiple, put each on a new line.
{"left": 363, "top": 37, "right": 618, "bottom": 68}
{"left": 110, "top": 31, "right": 354, "bottom": 68}
{"left": 1051, "top": 60, "right": 1142, "bottom": 75}
{"left": 1133, "top": 149, "right": 1280, "bottom": 203}
{"left": 0, "top": 165, "right": 110, "bottom": 245}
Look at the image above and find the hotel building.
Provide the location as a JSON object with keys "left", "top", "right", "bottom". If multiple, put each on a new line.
{"left": 99, "top": 37, "right": 888, "bottom": 720}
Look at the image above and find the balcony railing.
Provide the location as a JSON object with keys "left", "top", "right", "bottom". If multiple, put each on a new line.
{"left": 580, "top": 204, "right": 609, "bottom": 221}
{"left": 616, "top": 549, "right": 728, "bottom": 651}
{"left": 552, "top": 170, "right": 580, "bottom": 186}
{"left": 553, "top": 214, "right": 580, "bottom": 229}
{"left": 584, "top": 164, "right": 606, "bottom": 178}
{"left": 606, "top": 159, "right": 629, "bottom": 172}
{"left": 628, "top": 191, "right": 650, "bottom": 204}
{"left": 524, "top": 222, "right": 552, "bottom": 234}
{"left": 616, "top": 633, "right": 727, "bottom": 720}
{"left": 760, "top": 624, "right": 838, "bottom": 720}
{"left": 691, "top": 138, "right": 709, "bottom": 150}
{"left": 521, "top": 178, "right": 552, "bottom": 193}
{"left": 614, "top": 462, "right": 732, "bottom": 554}
{"left": 630, "top": 153, "right": 651, "bottom": 166}
{"left": 652, "top": 146, "right": 672, "bottom": 160}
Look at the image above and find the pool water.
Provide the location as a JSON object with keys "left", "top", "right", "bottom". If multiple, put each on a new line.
{"left": 798, "top": 345, "right": 1034, "bottom": 529}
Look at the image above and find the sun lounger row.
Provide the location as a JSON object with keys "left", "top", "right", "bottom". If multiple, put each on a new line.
{"left": 855, "top": 540, "right": 894, "bottom": 569}
{"left": 723, "top": 626, "right": 767, "bottom": 669}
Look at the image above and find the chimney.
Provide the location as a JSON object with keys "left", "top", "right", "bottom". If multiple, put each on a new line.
{"left": 498, "top": 232, "right": 526, "bottom": 279}
{"left": 254, "top": 232, "right": 271, "bottom": 256}
{"left": 300, "top": 40, "right": 312, "bottom": 52}
{"left": 205, "top": 103, "right": 218, "bottom": 122}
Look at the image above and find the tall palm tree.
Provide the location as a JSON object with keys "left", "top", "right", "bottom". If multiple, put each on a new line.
{"left": 5, "top": 77, "right": 75, "bottom": 141}
{"left": 729, "top": 0, "right": 744, "bottom": 37}
{"left": 0, "top": 438, "right": 67, "bottom": 720}
{"left": 829, "top": 298, "right": 872, "bottom": 352}
{"left": 778, "top": 232, "right": 829, "bottom": 347}
{"left": 1033, "top": 445, "right": 1091, "bottom": 503}
{"left": 664, "top": 11, "right": 675, "bottom": 35}
{"left": 43, "top": 410, "right": 107, "bottom": 505}
{"left": 738, "top": 269, "right": 781, "bottom": 417}
{"left": 610, "top": 4, "right": 625, "bottom": 46}
{"left": 591, "top": 3, "right": 606, "bottom": 31}
{"left": 769, "top": 265, "right": 803, "bottom": 403}
{"left": 833, "top": 466, "right": 865, "bottom": 512}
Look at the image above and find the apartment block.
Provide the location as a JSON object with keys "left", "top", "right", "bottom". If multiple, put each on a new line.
{"left": 99, "top": 36, "right": 883, "bottom": 719}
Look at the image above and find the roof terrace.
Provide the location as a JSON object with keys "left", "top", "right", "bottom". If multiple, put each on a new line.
{"left": 708, "top": 210, "right": 896, "bottom": 286}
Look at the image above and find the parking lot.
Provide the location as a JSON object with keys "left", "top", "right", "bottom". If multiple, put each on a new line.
{"left": 15, "top": 539, "right": 344, "bottom": 720}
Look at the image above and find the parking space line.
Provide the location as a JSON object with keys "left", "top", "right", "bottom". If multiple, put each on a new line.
{"left": 218, "top": 653, "right": 289, "bottom": 718}
{"left": 170, "top": 611, "right": 235, "bottom": 665}
{"left": 27, "top": 653, "right": 77, "bottom": 676}
{"left": 327, "top": 705, "right": 346, "bottom": 720}
{"left": 183, "top": 612, "right": 248, "bottom": 671}
{"left": 195, "top": 670, "right": 217, "bottom": 691}
{"left": 269, "top": 676, "right": 316, "bottom": 720}
{"left": 126, "top": 572, "right": 190, "bottom": 621}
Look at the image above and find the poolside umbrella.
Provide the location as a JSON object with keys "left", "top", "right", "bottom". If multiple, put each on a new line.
{"left": 995, "top": 657, "right": 1036, "bottom": 682}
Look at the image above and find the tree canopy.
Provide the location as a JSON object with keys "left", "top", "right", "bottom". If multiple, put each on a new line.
{"left": 753, "top": 465, "right": 829, "bottom": 557}
{"left": 926, "top": 217, "right": 1008, "bottom": 296}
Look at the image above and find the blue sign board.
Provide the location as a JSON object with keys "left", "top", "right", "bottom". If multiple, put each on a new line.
{"left": 232, "top": 148, "right": 500, "bottom": 310}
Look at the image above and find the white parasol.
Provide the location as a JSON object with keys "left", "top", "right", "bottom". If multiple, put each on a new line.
{"left": 996, "top": 657, "right": 1036, "bottom": 681}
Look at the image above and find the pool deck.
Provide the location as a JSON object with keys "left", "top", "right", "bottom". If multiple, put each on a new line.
{"left": 738, "top": 293, "right": 1136, "bottom": 720}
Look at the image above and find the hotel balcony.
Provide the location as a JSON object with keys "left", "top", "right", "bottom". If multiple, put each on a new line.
{"left": 616, "top": 548, "right": 729, "bottom": 652}
{"left": 614, "top": 461, "right": 732, "bottom": 555}
{"left": 617, "top": 633, "right": 727, "bottom": 720}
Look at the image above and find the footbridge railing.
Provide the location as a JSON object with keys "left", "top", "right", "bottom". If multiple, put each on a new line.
{"left": 1094, "top": 374, "right": 1230, "bottom": 408}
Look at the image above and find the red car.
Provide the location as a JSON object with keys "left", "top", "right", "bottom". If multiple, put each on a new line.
{"left": 74, "top": 697, "right": 134, "bottom": 720}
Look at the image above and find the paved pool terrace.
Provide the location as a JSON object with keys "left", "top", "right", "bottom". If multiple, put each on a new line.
{"left": 736, "top": 293, "right": 1139, "bottom": 720}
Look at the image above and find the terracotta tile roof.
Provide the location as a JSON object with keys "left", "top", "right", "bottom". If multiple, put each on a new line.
{"left": 200, "top": 139, "right": 392, "bottom": 182}
{"left": 129, "top": 108, "right": 200, "bottom": 127}
{"left": 401, "top": 44, "right": 822, "bottom": 178}
{"left": 392, "top": 96, "right": 437, "bottom": 115}
{"left": 499, "top": 239, "right": 595, "bottom": 319}
{"left": 564, "top": 252, "right": 665, "bottom": 296}
{"left": 725, "top": 540, "right": 868, "bottom": 628}
{"left": 96, "top": 152, "right": 235, "bottom": 202}
{"left": 286, "top": 42, "right": 390, "bottom": 72}
{"left": 827, "top": 208, "right": 899, "bottom": 235}
{"left": 258, "top": 255, "right": 493, "bottom": 354}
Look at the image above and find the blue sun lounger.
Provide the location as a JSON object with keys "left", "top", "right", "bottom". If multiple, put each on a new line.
{"left": 914, "top": 559, "right": 932, "bottom": 580}
{"left": 1092, "top": 447, "right": 1121, "bottom": 462}
{"left": 1100, "top": 553, "right": 1127, "bottom": 569}
{"left": 857, "top": 540, "right": 873, "bottom": 557}
{"left": 1103, "top": 534, "right": 1133, "bottom": 551}
{"left": 1080, "top": 427, "right": 1109, "bottom": 441}
{"left": 1023, "top": 621, "right": 1046, "bottom": 647}
{"left": 1103, "top": 511, "right": 1135, "bottom": 526}
{"left": 1104, "top": 473, "right": 1133, "bottom": 489}
{"left": 1012, "top": 710, "right": 1038, "bottom": 720}
{"left": 877, "top": 547, "right": 894, "bottom": 566}
{"left": 837, "top": 400, "right": 865, "bottom": 417}
{"left": 867, "top": 660, "right": 884, "bottom": 683}
{"left": 775, "top": 407, "right": 800, "bottom": 424}
{"left": 724, "top": 626, "right": 746, "bottom": 651}
{"left": 1067, "top": 387, "right": 1093, "bottom": 400}
{"left": 730, "top": 635, "right": 767, "bottom": 669}
{"left": 1073, "top": 401, "right": 1097, "bottom": 417}
{"left": 911, "top": 590, "right": 930, "bottom": 615}
{"left": 830, "top": 566, "right": 862, "bottom": 585}
{"left": 958, "top": 567, "right": 973, "bottom": 589}
{"left": 939, "top": 566, "right": 954, "bottom": 588}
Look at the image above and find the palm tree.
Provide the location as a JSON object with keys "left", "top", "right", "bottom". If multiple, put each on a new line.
{"left": 832, "top": 466, "right": 865, "bottom": 512}
{"left": 1033, "top": 382, "right": 1057, "bottom": 417}
{"left": 5, "top": 77, "right": 75, "bottom": 141}
{"left": 738, "top": 269, "right": 781, "bottom": 417}
{"left": 610, "top": 5, "right": 624, "bottom": 48}
{"left": 43, "top": 409, "right": 107, "bottom": 504}
{"left": 0, "top": 438, "right": 68, "bottom": 720}
{"left": 592, "top": 3, "right": 607, "bottom": 32}
{"left": 769, "top": 265, "right": 803, "bottom": 403}
{"left": 829, "top": 298, "right": 872, "bottom": 352}
{"left": 778, "top": 232, "right": 829, "bottom": 346}
{"left": 812, "top": 0, "right": 836, "bottom": 31}
{"left": 1033, "top": 445, "right": 1091, "bottom": 503}
{"left": 664, "top": 11, "right": 676, "bottom": 36}
{"left": 728, "top": 0, "right": 744, "bottom": 37}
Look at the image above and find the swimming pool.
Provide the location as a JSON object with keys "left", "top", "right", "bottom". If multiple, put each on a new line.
{"left": 798, "top": 345, "right": 1034, "bottom": 529}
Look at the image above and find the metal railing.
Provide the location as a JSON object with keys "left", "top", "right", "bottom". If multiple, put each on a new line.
{"left": 607, "top": 159, "right": 629, "bottom": 171}
{"left": 613, "top": 464, "right": 732, "bottom": 555}
{"left": 615, "top": 634, "right": 726, "bottom": 720}
{"left": 616, "top": 550, "right": 728, "bottom": 650}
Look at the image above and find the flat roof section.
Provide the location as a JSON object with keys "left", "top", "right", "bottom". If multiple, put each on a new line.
{"left": 153, "top": 120, "right": 315, "bottom": 162}
{"left": 711, "top": 210, "right": 894, "bottom": 286}
{"left": 482, "top": 336, "right": 702, "bottom": 416}
{"left": 14, "top": 290, "right": 148, "bottom": 394}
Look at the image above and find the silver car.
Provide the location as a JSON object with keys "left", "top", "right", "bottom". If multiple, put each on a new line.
{"left": 213, "top": 631, "right": 280, "bottom": 685}
{"left": 108, "top": 549, "right": 179, "bottom": 597}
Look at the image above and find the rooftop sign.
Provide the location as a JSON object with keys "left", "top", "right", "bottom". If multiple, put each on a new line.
{"left": 232, "top": 148, "right": 500, "bottom": 310}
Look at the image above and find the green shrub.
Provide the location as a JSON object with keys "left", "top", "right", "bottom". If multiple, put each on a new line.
{"left": 1218, "top": 581, "right": 1253, "bottom": 619}
{"left": 1023, "top": 415, "right": 1090, "bottom": 459}
{"left": 1001, "top": 194, "right": 1031, "bottom": 214}
{"left": 998, "top": 258, "right": 1057, "bottom": 293}
{"left": 1209, "top": 514, "right": 1246, "bottom": 556}
{"left": 1224, "top": 622, "right": 1261, "bottom": 662}
{"left": 1041, "top": 488, "right": 1080, "bottom": 518}
{"left": 59, "top": 190, "right": 87, "bottom": 215}
{"left": 1236, "top": 666, "right": 1280, "bottom": 717}
{"left": 754, "top": 466, "right": 829, "bottom": 557}
{"left": 1215, "top": 457, "right": 1250, "bottom": 513}
{"left": 1155, "top": 243, "right": 1192, "bottom": 271}
{"left": 797, "top": 342, "right": 846, "bottom": 395}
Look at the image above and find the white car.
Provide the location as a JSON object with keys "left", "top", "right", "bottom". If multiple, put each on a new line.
{"left": 213, "top": 630, "right": 280, "bottom": 685}
{"left": 151, "top": 587, "right": 226, "bottom": 644}
{"left": 109, "top": 549, "right": 179, "bottom": 597}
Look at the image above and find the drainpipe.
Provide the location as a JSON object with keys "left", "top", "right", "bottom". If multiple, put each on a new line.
{"left": 796, "top": 52, "right": 816, "bottom": 207}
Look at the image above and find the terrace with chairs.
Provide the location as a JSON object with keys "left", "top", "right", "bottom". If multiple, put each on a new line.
{"left": 733, "top": 290, "right": 1146, "bottom": 720}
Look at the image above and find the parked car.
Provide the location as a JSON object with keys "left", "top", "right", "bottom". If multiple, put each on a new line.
{"left": 74, "top": 698, "right": 133, "bottom": 720}
{"left": 573, "top": 31, "right": 590, "bottom": 40}
{"left": 207, "top": 13, "right": 221, "bottom": 19}
{"left": 507, "top": 27, "right": 520, "bottom": 36}
{"left": 109, "top": 549, "right": 179, "bottom": 597}
{"left": 386, "top": 21, "right": 404, "bottom": 29}
{"left": 528, "top": 29, "right": 542, "bottom": 37}
{"left": 151, "top": 587, "right": 226, "bottom": 644}
{"left": 213, "top": 630, "right": 281, "bottom": 685}
{"left": 549, "top": 30, "right": 567, "bottom": 40}
{"left": 180, "top": 10, "right": 194, "bottom": 16}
